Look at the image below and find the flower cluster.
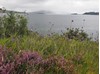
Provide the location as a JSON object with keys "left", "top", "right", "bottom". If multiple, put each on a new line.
{"left": 40, "top": 56, "right": 74, "bottom": 74}
{"left": 0, "top": 45, "right": 75, "bottom": 74}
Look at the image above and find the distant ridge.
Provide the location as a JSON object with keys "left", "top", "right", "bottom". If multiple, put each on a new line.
{"left": 0, "top": 8, "right": 99, "bottom": 15}
{"left": 0, "top": 8, "right": 25, "bottom": 14}
{"left": 83, "top": 12, "right": 99, "bottom": 15}
{"left": 29, "top": 10, "right": 54, "bottom": 15}
{"left": 71, "top": 13, "right": 78, "bottom": 15}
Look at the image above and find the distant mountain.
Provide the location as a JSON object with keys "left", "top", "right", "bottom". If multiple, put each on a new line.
{"left": 29, "top": 10, "right": 54, "bottom": 15}
{"left": 83, "top": 12, "right": 99, "bottom": 15}
{"left": 71, "top": 13, "right": 78, "bottom": 15}
{"left": 0, "top": 8, "right": 25, "bottom": 14}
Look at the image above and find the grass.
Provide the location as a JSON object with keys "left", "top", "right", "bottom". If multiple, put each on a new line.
{"left": 0, "top": 33, "right": 99, "bottom": 74}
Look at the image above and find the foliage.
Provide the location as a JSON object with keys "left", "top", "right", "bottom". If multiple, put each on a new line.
{"left": 0, "top": 33, "right": 99, "bottom": 74}
{"left": 0, "top": 46, "right": 74, "bottom": 74}
{"left": 63, "top": 28, "right": 89, "bottom": 41}
{"left": 0, "top": 12, "right": 28, "bottom": 38}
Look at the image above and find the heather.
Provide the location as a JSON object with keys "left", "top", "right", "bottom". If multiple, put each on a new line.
{"left": 0, "top": 12, "right": 99, "bottom": 74}
{"left": 0, "top": 34, "right": 98, "bottom": 74}
{"left": 0, "top": 46, "right": 75, "bottom": 74}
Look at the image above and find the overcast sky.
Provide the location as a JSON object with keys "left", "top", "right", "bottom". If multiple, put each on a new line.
{"left": 0, "top": 0, "right": 99, "bottom": 14}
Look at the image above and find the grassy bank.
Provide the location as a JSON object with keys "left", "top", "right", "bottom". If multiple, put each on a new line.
{"left": 0, "top": 33, "right": 99, "bottom": 74}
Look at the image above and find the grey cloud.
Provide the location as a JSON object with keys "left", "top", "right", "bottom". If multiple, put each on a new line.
{"left": 18, "top": 0, "right": 48, "bottom": 3}
{"left": 0, "top": 0, "right": 99, "bottom": 14}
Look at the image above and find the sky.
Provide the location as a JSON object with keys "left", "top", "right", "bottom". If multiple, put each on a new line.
{"left": 0, "top": 0, "right": 99, "bottom": 14}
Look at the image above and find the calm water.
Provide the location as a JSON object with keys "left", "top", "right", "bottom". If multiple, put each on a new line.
{"left": 27, "top": 13, "right": 99, "bottom": 40}
{"left": 0, "top": 13, "right": 99, "bottom": 40}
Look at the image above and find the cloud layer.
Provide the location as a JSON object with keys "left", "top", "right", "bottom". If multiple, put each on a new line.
{"left": 0, "top": 0, "right": 99, "bottom": 14}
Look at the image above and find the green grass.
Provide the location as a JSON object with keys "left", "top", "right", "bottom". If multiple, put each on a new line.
{"left": 0, "top": 33, "right": 99, "bottom": 74}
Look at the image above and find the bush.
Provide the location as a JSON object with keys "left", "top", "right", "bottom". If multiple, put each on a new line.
{"left": 63, "top": 28, "right": 90, "bottom": 41}
{"left": 0, "top": 12, "right": 28, "bottom": 38}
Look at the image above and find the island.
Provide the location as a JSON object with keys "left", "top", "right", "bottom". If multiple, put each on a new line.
{"left": 83, "top": 12, "right": 99, "bottom": 15}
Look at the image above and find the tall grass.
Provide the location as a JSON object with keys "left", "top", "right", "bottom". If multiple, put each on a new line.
{"left": 0, "top": 33, "right": 99, "bottom": 74}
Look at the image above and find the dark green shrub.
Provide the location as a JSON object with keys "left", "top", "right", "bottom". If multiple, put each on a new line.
{"left": 0, "top": 17, "right": 4, "bottom": 38}
{"left": 63, "top": 28, "right": 90, "bottom": 41}
{"left": 0, "top": 11, "right": 28, "bottom": 38}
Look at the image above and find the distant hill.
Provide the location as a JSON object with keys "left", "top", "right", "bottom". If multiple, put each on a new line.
{"left": 71, "top": 13, "right": 78, "bottom": 15}
{"left": 0, "top": 8, "right": 25, "bottom": 14}
{"left": 83, "top": 12, "right": 99, "bottom": 15}
{"left": 29, "top": 10, "right": 54, "bottom": 15}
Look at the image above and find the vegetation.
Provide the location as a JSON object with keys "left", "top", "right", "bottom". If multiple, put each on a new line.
{"left": 63, "top": 28, "right": 90, "bottom": 41}
{"left": 0, "top": 12, "right": 99, "bottom": 74}
{"left": 0, "top": 12, "right": 28, "bottom": 38}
